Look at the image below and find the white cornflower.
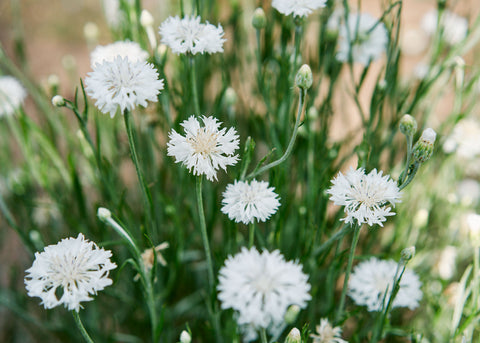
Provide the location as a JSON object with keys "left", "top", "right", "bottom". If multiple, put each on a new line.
{"left": 327, "top": 168, "right": 401, "bottom": 227}
{"left": 221, "top": 180, "right": 280, "bottom": 224}
{"left": 310, "top": 318, "right": 348, "bottom": 343}
{"left": 421, "top": 9, "right": 468, "bottom": 46}
{"left": 24, "top": 233, "right": 117, "bottom": 312}
{"left": 159, "top": 16, "right": 226, "bottom": 55}
{"left": 272, "top": 0, "right": 327, "bottom": 18}
{"left": 443, "top": 118, "right": 480, "bottom": 159}
{"left": 348, "top": 257, "right": 422, "bottom": 312}
{"left": 84, "top": 56, "right": 164, "bottom": 117}
{"left": 167, "top": 115, "right": 239, "bottom": 181}
{"left": 0, "top": 76, "right": 27, "bottom": 117}
{"left": 90, "top": 41, "right": 149, "bottom": 67}
{"left": 217, "top": 247, "right": 311, "bottom": 330}
{"left": 336, "top": 13, "right": 388, "bottom": 65}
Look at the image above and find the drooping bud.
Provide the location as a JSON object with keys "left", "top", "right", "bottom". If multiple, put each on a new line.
{"left": 284, "top": 304, "right": 301, "bottom": 324}
{"left": 295, "top": 64, "right": 313, "bottom": 90}
{"left": 399, "top": 114, "right": 417, "bottom": 136}
{"left": 284, "top": 328, "right": 301, "bottom": 343}
{"left": 97, "top": 207, "right": 112, "bottom": 221}
{"left": 51, "top": 95, "right": 65, "bottom": 107}
{"left": 412, "top": 128, "right": 436, "bottom": 163}
{"left": 140, "top": 9, "right": 154, "bottom": 27}
{"left": 179, "top": 330, "right": 191, "bottom": 343}
{"left": 401, "top": 246, "right": 416, "bottom": 261}
{"left": 252, "top": 8, "right": 267, "bottom": 30}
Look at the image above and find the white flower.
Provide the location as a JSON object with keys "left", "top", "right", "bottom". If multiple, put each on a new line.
{"left": 24, "top": 233, "right": 117, "bottom": 312}
{"left": 421, "top": 9, "right": 468, "bottom": 45}
{"left": 217, "top": 247, "right": 311, "bottom": 330}
{"left": 159, "top": 16, "right": 226, "bottom": 55}
{"left": 102, "top": 0, "right": 123, "bottom": 29}
{"left": 167, "top": 115, "right": 239, "bottom": 181}
{"left": 443, "top": 118, "right": 480, "bottom": 159}
{"left": 221, "top": 180, "right": 280, "bottom": 224}
{"left": 84, "top": 56, "right": 164, "bottom": 117}
{"left": 336, "top": 13, "right": 388, "bottom": 65}
{"left": 90, "top": 41, "right": 149, "bottom": 67}
{"left": 348, "top": 257, "right": 422, "bottom": 312}
{"left": 272, "top": 0, "right": 327, "bottom": 17}
{"left": 327, "top": 168, "right": 401, "bottom": 227}
{"left": 0, "top": 76, "right": 27, "bottom": 117}
{"left": 310, "top": 318, "right": 348, "bottom": 343}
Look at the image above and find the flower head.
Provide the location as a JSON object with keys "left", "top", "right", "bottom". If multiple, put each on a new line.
{"left": 24, "top": 233, "right": 117, "bottom": 312}
{"left": 336, "top": 13, "right": 388, "bottom": 65}
{"left": 327, "top": 168, "right": 401, "bottom": 227}
{"left": 90, "top": 41, "right": 149, "bottom": 67}
{"left": 272, "top": 0, "right": 327, "bottom": 17}
{"left": 310, "top": 318, "right": 348, "bottom": 343}
{"left": 221, "top": 180, "right": 280, "bottom": 224}
{"left": 421, "top": 9, "right": 468, "bottom": 46}
{"left": 84, "top": 56, "right": 164, "bottom": 117}
{"left": 159, "top": 16, "right": 226, "bottom": 55}
{"left": 348, "top": 257, "right": 422, "bottom": 312}
{"left": 217, "top": 247, "right": 311, "bottom": 330}
{"left": 167, "top": 115, "right": 239, "bottom": 181}
{"left": 443, "top": 118, "right": 480, "bottom": 159}
{"left": 0, "top": 76, "right": 27, "bottom": 117}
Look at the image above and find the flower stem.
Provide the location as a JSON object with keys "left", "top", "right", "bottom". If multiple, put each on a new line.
{"left": 249, "top": 222, "right": 255, "bottom": 248}
{"left": 189, "top": 55, "right": 201, "bottom": 114}
{"left": 335, "top": 223, "right": 361, "bottom": 324}
{"left": 260, "top": 328, "right": 268, "bottom": 343}
{"left": 247, "top": 89, "right": 306, "bottom": 179}
{"left": 72, "top": 311, "right": 94, "bottom": 343}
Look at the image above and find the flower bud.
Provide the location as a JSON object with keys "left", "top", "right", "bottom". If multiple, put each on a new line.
{"left": 467, "top": 213, "right": 480, "bottom": 247}
{"left": 47, "top": 74, "right": 60, "bottom": 91}
{"left": 284, "top": 304, "right": 300, "bottom": 324}
{"left": 83, "top": 22, "right": 99, "bottom": 45}
{"left": 97, "top": 207, "right": 112, "bottom": 221}
{"left": 140, "top": 10, "right": 154, "bottom": 27}
{"left": 399, "top": 114, "right": 417, "bottom": 136}
{"left": 252, "top": 8, "right": 267, "bottom": 29}
{"left": 401, "top": 246, "right": 416, "bottom": 261}
{"left": 51, "top": 95, "right": 65, "bottom": 107}
{"left": 284, "top": 328, "right": 301, "bottom": 343}
{"left": 179, "top": 330, "right": 191, "bottom": 343}
{"left": 224, "top": 87, "right": 237, "bottom": 107}
{"left": 295, "top": 64, "right": 313, "bottom": 90}
{"left": 412, "top": 128, "right": 436, "bottom": 163}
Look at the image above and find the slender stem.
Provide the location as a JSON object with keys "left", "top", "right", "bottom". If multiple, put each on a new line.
{"left": 293, "top": 23, "right": 302, "bottom": 73}
{"left": 255, "top": 29, "right": 263, "bottom": 91}
{"left": 249, "top": 222, "right": 255, "bottom": 248}
{"left": 312, "top": 224, "right": 349, "bottom": 257}
{"left": 247, "top": 89, "right": 306, "bottom": 179}
{"left": 336, "top": 223, "right": 361, "bottom": 323}
{"left": 260, "top": 328, "right": 268, "bottom": 343}
{"left": 72, "top": 311, "right": 94, "bottom": 343}
{"left": 399, "top": 135, "right": 413, "bottom": 185}
{"left": 189, "top": 55, "right": 201, "bottom": 114}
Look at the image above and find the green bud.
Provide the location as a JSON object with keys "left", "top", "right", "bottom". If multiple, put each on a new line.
{"left": 295, "top": 64, "right": 313, "bottom": 90}
{"left": 252, "top": 8, "right": 267, "bottom": 29}
{"left": 399, "top": 114, "right": 418, "bottom": 136}
{"left": 412, "top": 128, "right": 436, "bottom": 163}
{"left": 224, "top": 87, "right": 237, "bottom": 107}
{"left": 401, "top": 246, "right": 416, "bottom": 261}
{"left": 284, "top": 328, "right": 301, "bottom": 343}
{"left": 284, "top": 304, "right": 300, "bottom": 324}
{"left": 51, "top": 95, "right": 65, "bottom": 107}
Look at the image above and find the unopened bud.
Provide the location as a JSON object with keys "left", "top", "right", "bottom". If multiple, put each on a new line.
{"left": 285, "top": 328, "right": 301, "bottom": 343}
{"left": 179, "top": 330, "right": 191, "bottom": 343}
{"left": 399, "top": 114, "right": 417, "bottom": 136}
{"left": 157, "top": 44, "right": 168, "bottom": 59}
{"left": 401, "top": 246, "right": 416, "bottom": 261}
{"left": 284, "top": 304, "right": 300, "bottom": 324}
{"left": 252, "top": 8, "right": 267, "bottom": 29}
{"left": 47, "top": 74, "right": 60, "bottom": 90}
{"left": 412, "top": 128, "right": 436, "bottom": 163}
{"left": 295, "top": 64, "right": 313, "bottom": 90}
{"left": 224, "top": 87, "right": 237, "bottom": 107}
{"left": 97, "top": 207, "right": 112, "bottom": 221}
{"left": 51, "top": 95, "right": 65, "bottom": 107}
{"left": 140, "top": 10, "right": 154, "bottom": 27}
{"left": 83, "top": 22, "right": 99, "bottom": 44}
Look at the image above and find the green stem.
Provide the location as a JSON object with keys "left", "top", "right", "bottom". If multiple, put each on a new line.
{"left": 189, "top": 55, "right": 201, "bottom": 114}
{"left": 249, "top": 222, "right": 255, "bottom": 248}
{"left": 247, "top": 89, "right": 306, "bottom": 179}
{"left": 260, "top": 328, "right": 268, "bottom": 343}
{"left": 312, "top": 224, "right": 350, "bottom": 257}
{"left": 335, "top": 223, "right": 361, "bottom": 323}
{"left": 399, "top": 135, "right": 413, "bottom": 185}
{"left": 72, "top": 311, "right": 94, "bottom": 343}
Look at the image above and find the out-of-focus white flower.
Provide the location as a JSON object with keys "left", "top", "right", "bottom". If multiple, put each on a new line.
{"left": 167, "top": 115, "right": 239, "bottom": 181}
{"left": 102, "top": 0, "right": 124, "bottom": 29}
{"left": 327, "top": 168, "right": 401, "bottom": 227}
{"left": 217, "top": 247, "right": 311, "bottom": 330}
{"left": 90, "top": 41, "right": 149, "bottom": 67}
{"left": 466, "top": 213, "right": 480, "bottom": 246}
{"left": 435, "top": 246, "right": 457, "bottom": 280}
{"left": 336, "top": 13, "right": 388, "bottom": 65}
{"left": 348, "top": 257, "right": 422, "bottom": 312}
{"left": 443, "top": 118, "right": 480, "bottom": 159}
{"left": 84, "top": 56, "right": 164, "bottom": 117}
{"left": 456, "top": 179, "right": 480, "bottom": 206}
{"left": 221, "top": 180, "right": 280, "bottom": 224}
{"left": 272, "top": 0, "right": 327, "bottom": 18}
{"left": 24, "top": 233, "right": 117, "bottom": 312}
{"left": 0, "top": 76, "right": 27, "bottom": 117}
{"left": 310, "top": 318, "right": 348, "bottom": 343}
{"left": 179, "top": 330, "right": 191, "bottom": 343}
{"left": 159, "top": 16, "right": 226, "bottom": 55}
{"left": 421, "top": 9, "right": 468, "bottom": 46}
